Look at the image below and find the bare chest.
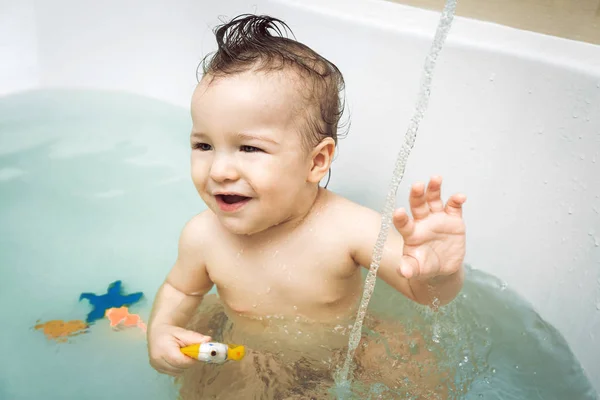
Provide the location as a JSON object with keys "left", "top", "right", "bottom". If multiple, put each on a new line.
{"left": 205, "top": 240, "right": 361, "bottom": 320}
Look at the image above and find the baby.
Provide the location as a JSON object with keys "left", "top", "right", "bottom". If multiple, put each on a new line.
{"left": 147, "top": 14, "right": 467, "bottom": 398}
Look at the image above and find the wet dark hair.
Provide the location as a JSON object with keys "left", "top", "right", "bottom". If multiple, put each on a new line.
{"left": 198, "top": 14, "right": 347, "bottom": 150}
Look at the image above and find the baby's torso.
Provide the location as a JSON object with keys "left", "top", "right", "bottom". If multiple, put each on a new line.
{"left": 193, "top": 192, "right": 381, "bottom": 358}
{"left": 201, "top": 193, "right": 368, "bottom": 329}
{"left": 204, "top": 220, "right": 363, "bottom": 325}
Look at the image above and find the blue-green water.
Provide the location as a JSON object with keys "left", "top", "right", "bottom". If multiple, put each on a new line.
{"left": 0, "top": 90, "right": 596, "bottom": 399}
{"left": 0, "top": 89, "right": 201, "bottom": 399}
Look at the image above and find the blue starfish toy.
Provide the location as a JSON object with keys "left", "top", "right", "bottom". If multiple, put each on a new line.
{"left": 79, "top": 280, "right": 144, "bottom": 323}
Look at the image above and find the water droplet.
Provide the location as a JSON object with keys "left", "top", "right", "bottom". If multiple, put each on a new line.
{"left": 500, "top": 282, "right": 508, "bottom": 291}
{"left": 432, "top": 323, "right": 441, "bottom": 343}
{"left": 568, "top": 207, "right": 573, "bottom": 215}
{"left": 293, "top": 305, "right": 298, "bottom": 311}
{"left": 573, "top": 114, "right": 578, "bottom": 119}
{"left": 515, "top": 365, "right": 520, "bottom": 369}
{"left": 491, "top": 368, "right": 497, "bottom": 374}
{"left": 266, "top": 287, "right": 271, "bottom": 294}
{"left": 580, "top": 154, "right": 585, "bottom": 160}
{"left": 596, "top": 302, "right": 600, "bottom": 311}
{"left": 543, "top": 179, "right": 548, "bottom": 184}
{"left": 489, "top": 73, "right": 496, "bottom": 82}
{"left": 252, "top": 303, "right": 257, "bottom": 308}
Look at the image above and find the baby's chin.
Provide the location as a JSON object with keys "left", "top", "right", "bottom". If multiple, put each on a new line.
{"left": 216, "top": 215, "right": 270, "bottom": 236}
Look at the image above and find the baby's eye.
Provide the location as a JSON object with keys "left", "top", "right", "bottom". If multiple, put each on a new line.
{"left": 240, "top": 145, "right": 262, "bottom": 153}
{"left": 193, "top": 142, "right": 212, "bottom": 151}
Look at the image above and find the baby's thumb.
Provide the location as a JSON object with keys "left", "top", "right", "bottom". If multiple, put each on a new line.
{"left": 175, "top": 327, "right": 212, "bottom": 346}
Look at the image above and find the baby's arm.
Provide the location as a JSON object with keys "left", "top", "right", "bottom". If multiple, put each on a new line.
{"left": 147, "top": 213, "right": 215, "bottom": 375}
{"left": 348, "top": 177, "right": 466, "bottom": 306}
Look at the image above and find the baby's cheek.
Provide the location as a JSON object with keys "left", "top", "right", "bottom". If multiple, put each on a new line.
{"left": 190, "top": 159, "right": 209, "bottom": 181}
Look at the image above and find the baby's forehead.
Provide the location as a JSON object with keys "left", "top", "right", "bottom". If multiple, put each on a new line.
{"left": 198, "top": 68, "right": 306, "bottom": 96}
{"left": 192, "top": 69, "right": 313, "bottom": 138}
{"left": 194, "top": 69, "right": 312, "bottom": 117}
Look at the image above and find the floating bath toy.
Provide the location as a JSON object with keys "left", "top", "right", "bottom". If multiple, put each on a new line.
{"left": 105, "top": 306, "right": 147, "bottom": 332}
{"left": 34, "top": 319, "right": 89, "bottom": 343}
{"left": 79, "top": 280, "right": 144, "bottom": 323}
{"left": 181, "top": 342, "right": 246, "bottom": 364}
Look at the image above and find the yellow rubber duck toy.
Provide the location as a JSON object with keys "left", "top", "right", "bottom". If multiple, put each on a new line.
{"left": 181, "top": 342, "right": 245, "bottom": 364}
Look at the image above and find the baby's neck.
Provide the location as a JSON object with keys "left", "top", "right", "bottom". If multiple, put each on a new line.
{"left": 243, "top": 186, "right": 325, "bottom": 244}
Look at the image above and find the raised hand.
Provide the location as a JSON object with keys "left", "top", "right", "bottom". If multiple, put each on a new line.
{"left": 393, "top": 176, "right": 466, "bottom": 281}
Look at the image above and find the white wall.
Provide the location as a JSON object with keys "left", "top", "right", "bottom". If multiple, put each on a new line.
{"left": 1, "top": 0, "right": 599, "bottom": 392}
{"left": 0, "top": 0, "right": 39, "bottom": 95}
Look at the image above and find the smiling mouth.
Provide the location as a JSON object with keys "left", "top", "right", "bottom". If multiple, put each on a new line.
{"left": 217, "top": 194, "right": 250, "bottom": 204}
{"left": 215, "top": 194, "right": 251, "bottom": 212}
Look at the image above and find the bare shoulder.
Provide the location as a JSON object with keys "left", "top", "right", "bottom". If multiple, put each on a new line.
{"left": 174, "top": 209, "right": 223, "bottom": 267}
{"left": 167, "top": 209, "right": 217, "bottom": 295}
{"left": 179, "top": 209, "right": 220, "bottom": 249}
{"left": 318, "top": 189, "right": 387, "bottom": 260}
{"left": 319, "top": 189, "right": 381, "bottom": 226}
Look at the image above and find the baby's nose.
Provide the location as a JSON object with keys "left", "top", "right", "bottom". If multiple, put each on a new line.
{"left": 209, "top": 153, "right": 240, "bottom": 182}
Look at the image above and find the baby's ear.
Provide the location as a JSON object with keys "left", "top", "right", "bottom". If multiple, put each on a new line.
{"left": 307, "top": 138, "right": 335, "bottom": 184}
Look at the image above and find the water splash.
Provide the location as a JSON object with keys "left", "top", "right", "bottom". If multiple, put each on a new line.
{"left": 334, "top": 0, "right": 459, "bottom": 388}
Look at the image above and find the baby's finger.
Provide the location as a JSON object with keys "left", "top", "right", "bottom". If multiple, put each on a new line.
{"left": 393, "top": 208, "right": 415, "bottom": 238}
{"left": 445, "top": 193, "right": 467, "bottom": 217}
{"left": 409, "top": 182, "right": 430, "bottom": 220}
{"left": 161, "top": 356, "right": 187, "bottom": 376}
{"left": 425, "top": 176, "right": 444, "bottom": 213}
{"left": 169, "top": 347, "right": 199, "bottom": 367}
{"left": 173, "top": 327, "right": 212, "bottom": 346}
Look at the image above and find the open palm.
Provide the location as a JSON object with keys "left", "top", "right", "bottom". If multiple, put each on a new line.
{"left": 393, "top": 176, "right": 466, "bottom": 280}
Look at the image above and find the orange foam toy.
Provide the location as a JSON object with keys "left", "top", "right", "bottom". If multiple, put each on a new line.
{"left": 34, "top": 319, "right": 89, "bottom": 343}
{"left": 105, "top": 306, "right": 147, "bottom": 332}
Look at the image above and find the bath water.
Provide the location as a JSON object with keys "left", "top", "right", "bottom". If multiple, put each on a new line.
{"left": 335, "top": 0, "right": 458, "bottom": 388}
{"left": 0, "top": 89, "right": 197, "bottom": 399}
{"left": 0, "top": 90, "right": 596, "bottom": 399}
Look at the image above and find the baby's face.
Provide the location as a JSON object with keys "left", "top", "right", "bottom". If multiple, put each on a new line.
{"left": 190, "top": 70, "right": 314, "bottom": 235}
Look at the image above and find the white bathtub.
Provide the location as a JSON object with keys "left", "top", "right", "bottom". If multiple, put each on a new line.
{"left": 2, "top": 0, "right": 599, "bottom": 393}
